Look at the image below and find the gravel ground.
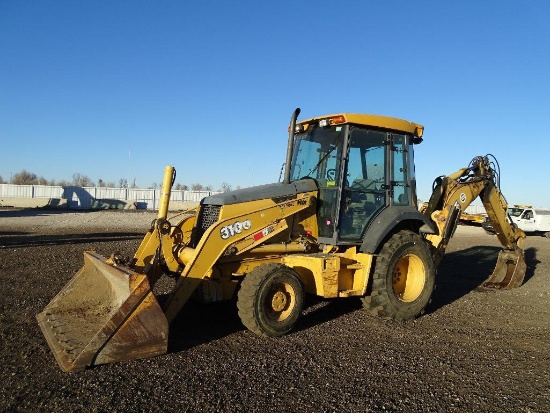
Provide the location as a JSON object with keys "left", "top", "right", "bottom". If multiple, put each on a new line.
{"left": 0, "top": 208, "right": 549, "bottom": 412}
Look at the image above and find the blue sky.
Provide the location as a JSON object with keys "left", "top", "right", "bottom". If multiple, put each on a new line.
{"left": 1, "top": 1, "right": 549, "bottom": 206}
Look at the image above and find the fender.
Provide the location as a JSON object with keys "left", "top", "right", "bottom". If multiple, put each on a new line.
{"left": 360, "top": 206, "right": 435, "bottom": 254}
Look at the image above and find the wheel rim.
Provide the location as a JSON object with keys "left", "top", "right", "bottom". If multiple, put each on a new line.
{"left": 392, "top": 253, "right": 426, "bottom": 302}
{"left": 265, "top": 281, "right": 296, "bottom": 322}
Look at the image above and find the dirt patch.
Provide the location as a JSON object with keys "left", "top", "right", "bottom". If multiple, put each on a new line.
{"left": 0, "top": 209, "right": 548, "bottom": 412}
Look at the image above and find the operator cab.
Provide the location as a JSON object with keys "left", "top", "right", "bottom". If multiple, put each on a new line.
{"left": 289, "top": 114, "right": 424, "bottom": 246}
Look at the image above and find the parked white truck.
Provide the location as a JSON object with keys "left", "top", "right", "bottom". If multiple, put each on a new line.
{"left": 484, "top": 204, "right": 550, "bottom": 237}
{"left": 507, "top": 205, "right": 550, "bottom": 237}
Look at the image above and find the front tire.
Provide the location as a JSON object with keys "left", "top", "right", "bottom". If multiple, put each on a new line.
{"left": 362, "top": 230, "right": 435, "bottom": 321}
{"left": 237, "top": 263, "right": 304, "bottom": 337}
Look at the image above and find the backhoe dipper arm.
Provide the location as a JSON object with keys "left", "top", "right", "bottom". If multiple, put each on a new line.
{"left": 479, "top": 180, "right": 525, "bottom": 251}
{"left": 423, "top": 155, "right": 526, "bottom": 289}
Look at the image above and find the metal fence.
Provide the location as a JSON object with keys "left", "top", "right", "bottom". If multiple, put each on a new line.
{"left": 0, "top": 183, "right": 218, "bottom": 210}
{"left": 1, "top": 183, "right": 488, "bottom": 213}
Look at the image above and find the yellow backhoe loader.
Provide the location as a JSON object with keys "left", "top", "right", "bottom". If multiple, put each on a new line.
{"left": 37, "top": 109, "right": 526, "bottom": 371}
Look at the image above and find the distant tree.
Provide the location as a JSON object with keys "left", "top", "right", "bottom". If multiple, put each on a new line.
{"left": 236, "top": 185, "right": 241, "bottom": 190}
{"left": 191, "top": 183, "right": 203, "bottom": 191}
{"left": 205, "top": 185, "right": 213, "bottom": 191}
{"left": 106, "top": 182, "right": 115, "bottom": 188}
{"left": 72, "top": 173, "right": 95, "bottom": 187}
{"left": 131, "top": 178, "right": 137, "bottom": 188}
{"left": 0, "top": 176, "right": 4, "bottom": 184}
{"left": 98, "top": 179, "right": 105, "bottom": 187}
{"left": 119, "top": 178, "right": 128, "bottom": 188}
{"left": 219, "top": 182, "right": 232, "bottom": 192}
{"left": 57, "top": 179, "right": 71, "bottom": 187}
{"left": 11, "top": 170, "right": 38, "bottom": 185}
{"left": 174, "top": 183, "right": 188, "bottom": 190}
{"left": 148, "top": 183, "right": 159, "bottom": 189}
{"left": 38, "top": 177, "right": 49, "bottom": 185}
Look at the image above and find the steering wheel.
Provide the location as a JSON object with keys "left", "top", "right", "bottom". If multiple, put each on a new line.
{"left": 326, "top": 169, "right": 336, "bottom": 180}
{"left": 374, "top": 179, "right": 385, "bottom": 191}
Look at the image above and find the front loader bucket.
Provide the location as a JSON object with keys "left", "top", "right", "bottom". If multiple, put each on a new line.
{"left": 36, "top": 251, "right": 168, "bottom": 372}
{"left": 482, "top": 249, "right": 527, "bottom": 290}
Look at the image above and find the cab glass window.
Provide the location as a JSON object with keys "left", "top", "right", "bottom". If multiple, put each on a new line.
{"left": 290, "top": 125, "right": 345, "bottom": 186}
{"left": 392, "top": 134, "right": 409, "bottom": 205}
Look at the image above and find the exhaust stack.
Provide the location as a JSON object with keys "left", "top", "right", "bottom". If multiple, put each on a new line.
{"left": 284, "top": 108, "right": 301, "bottom": 184}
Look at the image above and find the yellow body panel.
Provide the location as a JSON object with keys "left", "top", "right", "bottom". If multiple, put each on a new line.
{"left": 283, "top": 247, "right": 373, "bottom": 298}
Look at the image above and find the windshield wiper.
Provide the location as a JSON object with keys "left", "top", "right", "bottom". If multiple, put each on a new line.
{"left": 306, "top": 145, "right": 338, "bottom": 177}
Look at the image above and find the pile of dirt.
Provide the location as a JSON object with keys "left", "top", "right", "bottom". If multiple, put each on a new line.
{"left": 0, "top": 209, "right": 548, "bottom": 412}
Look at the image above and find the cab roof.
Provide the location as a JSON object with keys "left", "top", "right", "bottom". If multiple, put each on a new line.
{"left": 298, "top": 113, "right": 424, "bottom": 140}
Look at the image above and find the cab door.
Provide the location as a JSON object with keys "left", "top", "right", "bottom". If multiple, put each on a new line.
{"left": 390, "top": 134, "right": 412, "bottom": 206}
{"left": 519, "top": 209, "right": 537, "bottom": 232}
{"left": 338, "top": 128, "right": 387, "bottom": 241}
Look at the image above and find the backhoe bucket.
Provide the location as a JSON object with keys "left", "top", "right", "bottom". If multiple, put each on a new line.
{"left": 482, "top": 249, "right": 527, "bottom": 289}
{"left": 36, "top": 251, "right": 168, "bottom": 372}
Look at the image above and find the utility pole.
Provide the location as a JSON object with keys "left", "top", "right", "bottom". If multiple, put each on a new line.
{"left": 128, "top": 143, "right": 131, "bottom": 188}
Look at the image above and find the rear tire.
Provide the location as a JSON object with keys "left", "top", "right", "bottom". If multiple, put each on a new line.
{"left": 362, "top": 230, "right": 435, "bottom": 321}
{"left": 237, "top": 263, "right": 304, "bottom": 337}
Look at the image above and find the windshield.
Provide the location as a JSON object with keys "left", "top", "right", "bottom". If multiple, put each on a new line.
{"left": 508, "top": 207, "right": 524, "bottom": 217}
{"left": 289, "top": 125, "right": 345, "bottom": 184}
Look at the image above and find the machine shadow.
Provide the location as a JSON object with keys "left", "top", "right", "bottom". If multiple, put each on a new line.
{"left": 166, "top": 246, "right": 538, "bottom": 354}
{"left": 0, "top": 232, "right": 144, "bottom": 248}
{"left": 296, "top": 296, "right": 363, "bottom": 333}
{"left": 167, "top": 299, "right": 244, "bottom": 352}
{"left": 426, "top": 246, "right": 538, "bottom": 314}
{"left": 166, "top": 297, "right": 363, "bottom": 354}
{"left": 0, "top": 208, "right": 95, "bottom": 219}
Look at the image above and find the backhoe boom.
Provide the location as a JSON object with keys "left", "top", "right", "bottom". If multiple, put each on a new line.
{"left": 422, "top": 155, "right": 526, "bottom": 289}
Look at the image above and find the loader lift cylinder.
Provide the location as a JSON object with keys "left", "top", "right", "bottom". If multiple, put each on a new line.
{"left": 158, "top": 165, "right": 176, "bottom": 219}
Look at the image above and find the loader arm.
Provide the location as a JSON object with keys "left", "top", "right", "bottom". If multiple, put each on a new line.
{"left": 163, "top": 190, "right": 316, "bottom": 322}
{"left": 423, "top": 155, "right": 526, "bottom": 289}
{"left": 126, "top": 179, "right": 318, "bottom": 323}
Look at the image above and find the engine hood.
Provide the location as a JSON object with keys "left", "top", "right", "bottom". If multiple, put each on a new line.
{"left": 202, "top": 179, "right": 318, "bottom": 206}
